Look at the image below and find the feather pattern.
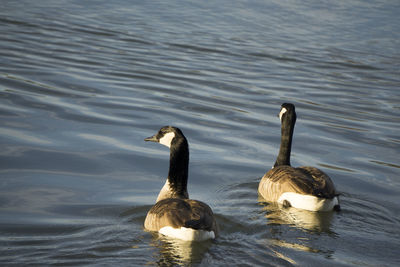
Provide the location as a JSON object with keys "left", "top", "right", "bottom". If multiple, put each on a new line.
{"left": 144, "top": 198, "right": 217, "bottom": 233}
{"left": 258, "top": 165, "right": 337, "bottom": 202}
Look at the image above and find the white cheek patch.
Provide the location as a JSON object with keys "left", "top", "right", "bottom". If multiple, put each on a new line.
{"left": 279, "top": 107, "right": 287, "bottom": 121}
{"left": 159, "top": 132, "right": 175, "bottom": 148}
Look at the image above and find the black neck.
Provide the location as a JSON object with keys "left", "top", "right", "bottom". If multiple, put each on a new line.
{"left": 274, "top": 115, "right": 296, "bottom": 167}
{"left": 168, "top": 136, "right": 189, "bottom": 198}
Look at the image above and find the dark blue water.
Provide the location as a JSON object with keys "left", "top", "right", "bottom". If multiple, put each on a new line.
{"left": 1, "top": 0, "right": 399, "bottom": 266}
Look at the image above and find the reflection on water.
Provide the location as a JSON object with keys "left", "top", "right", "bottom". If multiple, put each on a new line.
{"left": 260, "top": 201, "right": 335, "bottom": 233}
{"left": 259, "top": 198, "right": 337, "bottom": 265}
{"left": 270, "top": 238, "right": 320, "bottom": 254}
{"left": 1, "top": 0, "right": 400, "bottom": 265}
{"left": 148, "top": 234, "right": 213, "bottom": 265}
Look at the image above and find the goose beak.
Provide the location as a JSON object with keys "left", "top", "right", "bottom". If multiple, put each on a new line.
{"left": 144, "top": 134, "right": 158, "bottom": 142}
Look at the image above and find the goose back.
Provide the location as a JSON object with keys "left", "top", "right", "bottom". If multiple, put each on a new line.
{"left": 145, "top": 198, "right": 217, "bottom": 233}
{"left": 259, "top": 165, "right": 337, "bottom": 202}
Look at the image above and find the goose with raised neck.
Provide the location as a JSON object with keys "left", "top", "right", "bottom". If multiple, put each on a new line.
{"left": 258, "top": 103, "right": 340, "bottom": 212}
{"left": 144, "top": 126, "right": 218, "bottom": 241}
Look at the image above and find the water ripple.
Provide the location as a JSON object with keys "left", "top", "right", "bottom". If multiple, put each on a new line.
{"left": 1, "top": 0, "right": 399, "bottom": 266}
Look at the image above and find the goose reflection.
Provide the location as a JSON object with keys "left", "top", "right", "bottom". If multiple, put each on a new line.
{"left": 259, "top": 198, "right": 334, "bottom": 233}
{"left": 148, "top": 233, "right": 212, "bottom": 266}
{"left": 258, "top": 200, "right": 337, "bottom": 262}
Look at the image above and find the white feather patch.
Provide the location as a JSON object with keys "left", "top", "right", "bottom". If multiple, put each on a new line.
{"left": 279, "top": 107, "right": 287, "bottom": 121}
{"left": 156, "top": 180, "right": 173, "bottom": 202}
{"left": 278, "top": 192, "right": 339, "bottom": 212}
{"left": 159, "top": 226, "right": 215, "bottom": 241}
{"left": 159, "top": 132, "right": 175, "bottom": 148}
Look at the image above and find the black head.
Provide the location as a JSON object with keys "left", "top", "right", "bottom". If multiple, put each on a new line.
{"left": 144, "top": 126, "right": 186, "bottom": 148}
{"left": 279, "top": 103, "right": 296, "bottom": 124}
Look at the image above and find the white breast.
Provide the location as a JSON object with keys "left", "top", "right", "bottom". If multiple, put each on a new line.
{"left": 156, "top": 180, "right": 173, "bottom": 202}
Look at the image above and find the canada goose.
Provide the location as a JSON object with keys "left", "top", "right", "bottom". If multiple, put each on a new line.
{"left": 144, "top": 126, "right": 218, "bottom": 241}
{"left": 258, "top": 103, "right": 340, "bottom": 212}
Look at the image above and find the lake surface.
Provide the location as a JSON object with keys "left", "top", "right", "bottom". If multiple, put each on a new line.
{"left": 1, "top": 0, "right": 399, "bottom": 266}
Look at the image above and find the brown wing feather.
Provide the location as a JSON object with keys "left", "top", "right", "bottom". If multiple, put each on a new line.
{"left": 297, "top": 166, "right": 337, "bottom": 198}
{"left": 144, "top": 198, "right": 217, "bottom": 234}
{"left": 258, "top": 165, "right": 337, "bottom": 202}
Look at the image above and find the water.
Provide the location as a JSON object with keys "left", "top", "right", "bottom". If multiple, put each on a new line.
{"left": 1, "top": 0, "right": 399, "bottom": 265}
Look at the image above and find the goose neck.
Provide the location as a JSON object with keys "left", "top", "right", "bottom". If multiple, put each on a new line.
{"left": 167, "top": 137, "right": 189, "bottom": 199}
{"left": 274, "top": 118, "right": 295, "bottom": 167}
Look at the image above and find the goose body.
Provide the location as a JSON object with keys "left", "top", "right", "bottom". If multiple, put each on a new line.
{"left": 144, "top": 126, "right": 218, "bottom": 241}
{"left": 258, "top": 103, "right": 340, "bottom": 212}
